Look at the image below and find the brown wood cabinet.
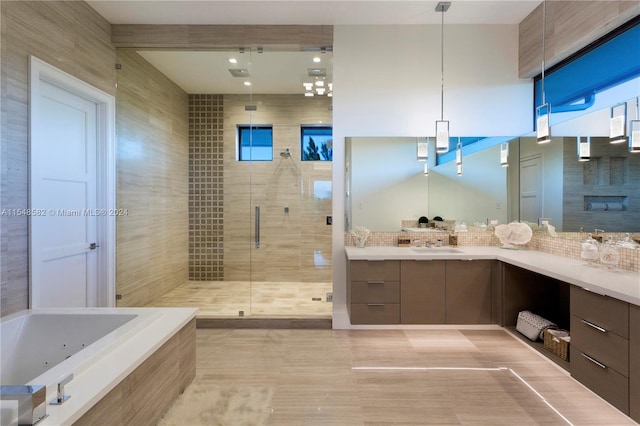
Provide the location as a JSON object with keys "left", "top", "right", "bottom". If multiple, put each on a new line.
{"left": 630, "top": 304, "right": 640, "bottom": 423}
{"left": 348, "top": 258, "right": 495, "bottom": 325}
{"left": 445, "top": 260, "right": 492, "bottom": 324}
{"left": 347, "top": 260, "right": 400, "bottom": 324}
{"left": 400, "top": 260, "right": 446, "bottom": 324}
{"left": 570, "top": 286, "right": 630, "bottom": 414}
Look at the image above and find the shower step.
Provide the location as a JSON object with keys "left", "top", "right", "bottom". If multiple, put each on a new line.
{"left": 196, "top": 316, "right": 332, "bottom": 329}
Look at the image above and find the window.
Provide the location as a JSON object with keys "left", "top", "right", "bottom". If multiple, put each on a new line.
{"left": 301, "top": 126, "right": 333, "bottom": 161}
{"left": 534, "top": 17, "right": 640, "bottom": 126}
{"left": 238, "top": 125, "right": 273, "bottom": 161}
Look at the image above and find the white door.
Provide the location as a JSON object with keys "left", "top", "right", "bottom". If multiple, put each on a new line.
{"left": 520, "top": 154, "right": 543, "bottom": 224}
{"left": 30, "top": 80, "right": 99, "bottom": 307}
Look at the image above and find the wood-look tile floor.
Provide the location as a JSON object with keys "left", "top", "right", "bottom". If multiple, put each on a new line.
{"left": 147, "top": 281, "right": 332, "bottom": 317}
{"left": 194, "top": 328, "right": 635, "bottom": 425}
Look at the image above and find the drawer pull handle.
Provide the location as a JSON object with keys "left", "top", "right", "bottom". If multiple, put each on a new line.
{"left": 367, "top": 303, "right": 385, "bottom": 307}
{"left": 581, "top": 353, "right": 607, "bottom": 369}
{"left": 367, "top": 281, "right": 385, "bottom": 285}
{"left": 581, "top": 319, "right": 607, "bottom": 333}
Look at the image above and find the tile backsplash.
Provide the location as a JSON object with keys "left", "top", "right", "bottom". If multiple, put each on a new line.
{"left": 345, "top": 230, "right": 640, "bottom": 273}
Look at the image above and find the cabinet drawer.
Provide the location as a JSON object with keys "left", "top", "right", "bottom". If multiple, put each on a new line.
{"left": 349, "top": 260, "right": 400, "bottom": 282}
{"left": 350, "top": 303, "right": 400, "bottom": 324}
{"left": 570, "top": 314, "right": 629, "bottom": 376}
{"left": 351, "top": 281, "right": 400, "bottom": 304}
{"left": 571, "top": 286, "right": 629, "bottom": 338}
{"left": 571, "top": 346, "right": 629, "bottom": 414}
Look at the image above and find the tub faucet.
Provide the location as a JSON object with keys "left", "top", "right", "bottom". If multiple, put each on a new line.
{"left": 50, "top": 374, "right": 73, "bottom": 405}
{"left": 1, "top": 385, "right": 47, "bottom": 425}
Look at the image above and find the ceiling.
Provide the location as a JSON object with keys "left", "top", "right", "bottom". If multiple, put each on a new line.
{"left": 88, "top": 1, "right": 542, "bottom": 94}
{"left": 87, "top": 1, "right": 541, "bottom": 25}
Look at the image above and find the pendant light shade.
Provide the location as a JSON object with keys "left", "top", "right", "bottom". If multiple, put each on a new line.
{"left": 610, "top": 103, "right": 627, "bottom": 144}
{"left": 455, "top": 138, "right": 462, "bottom": 176}
{"left": 500, "top": 143, "right": 509, "bottom": 167}
{"left": 578, "top": 136, "right": 591, "bottom": 162}
{"left": 435, "top": 120, "right": 449, "bottom": 153}
{"left": 417, "top": 138, "right": 428, "bottom": 161}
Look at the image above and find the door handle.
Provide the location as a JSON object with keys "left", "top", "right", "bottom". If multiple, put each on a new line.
{"left": 88, "top": 242, "right": 99, "bottom": 250}
{"left": 255, "top": 206, "right": 260, "bottom": 249}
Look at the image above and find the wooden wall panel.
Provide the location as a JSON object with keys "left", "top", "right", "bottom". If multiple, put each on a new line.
{"left": 111, "top": 24, "right": 333, "bottom": 50}
{"left": 0, "top": 1, "right": 116, "bottom": 317}
{"left": 115, "top": 49, "right": 189, "bottom": 306}
{"left": 519, "top": 1, "right": 640, "bottom": 78}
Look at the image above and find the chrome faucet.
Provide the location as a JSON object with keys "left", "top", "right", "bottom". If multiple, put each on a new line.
{"left": 50, "top": 374, "right": 73, "bottom": 405}
{"left": 1, "top": 385, "right": 47, "bottom": 425}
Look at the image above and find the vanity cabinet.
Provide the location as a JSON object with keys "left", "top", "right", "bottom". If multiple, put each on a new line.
{"left": 445, "top": 260, "right": 492, "bottom": 324}
{"left": 400, "top": 260, "right": 446, "bottom": 324}
{"left": 630, "top": 304, "right": 640, "bottom": 422}
{"left": 348, "top": 259, "right": 494, "bottom": 325}
{"left": 570, "top": 286, "right": 630, "bottom": 414}
{"left": 347, "top": 260, "right": 400, "bottom": 324}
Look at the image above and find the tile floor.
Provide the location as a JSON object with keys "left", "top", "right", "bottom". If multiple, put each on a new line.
{"left": 147, "top": 280, "right": 333, "bottom": 317}
{"left": 193, "top": 328, "right": 635, "bottom": 425}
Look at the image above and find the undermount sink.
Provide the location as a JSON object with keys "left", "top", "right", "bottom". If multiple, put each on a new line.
{"left": 411, "top": 247, "right": 462, "bottom": 253}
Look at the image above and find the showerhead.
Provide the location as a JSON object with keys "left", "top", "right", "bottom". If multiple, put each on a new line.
{"left": 280, "top": 148, "right": 291, "bottom": 158}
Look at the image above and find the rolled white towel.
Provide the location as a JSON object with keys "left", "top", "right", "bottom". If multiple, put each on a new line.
{"left": 606, "top": 202, "right": 623, "bottom": 211}
{"left": 587, "top": 202, "right": 607, "bottom": 211}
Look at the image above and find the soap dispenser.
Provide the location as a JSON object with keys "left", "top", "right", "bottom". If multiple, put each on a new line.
{"left": 580, "top": 233, "right": 600, "bottom": 265}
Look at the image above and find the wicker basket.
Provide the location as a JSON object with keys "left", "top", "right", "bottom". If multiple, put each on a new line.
{"left": 543, "top": 329, "right": 570, "bottom": 361}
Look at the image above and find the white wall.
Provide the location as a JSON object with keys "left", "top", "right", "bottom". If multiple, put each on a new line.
{"left": 349, "top": 137, "right": 428, "bottom": 231}
{"left": 332, "top": 24, "right": 532, "bottom": 328}
{"left": 428, "top": 145, "right": 508, "bottom": 225}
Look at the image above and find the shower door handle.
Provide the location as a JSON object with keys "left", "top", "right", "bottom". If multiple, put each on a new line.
{"left": 255, "top": 206, "right": 260, "bottom": 248}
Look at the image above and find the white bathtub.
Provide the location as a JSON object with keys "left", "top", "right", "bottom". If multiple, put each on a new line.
{"left": 1, "top": 307, "right": 197, "bottom": 425}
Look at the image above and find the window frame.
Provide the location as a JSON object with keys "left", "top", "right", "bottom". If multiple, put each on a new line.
{"left": 237, "top": 125, "right": 273, "bottom": 161}
{"left": 301, "top": 125, "right": 333, "bottom": 162}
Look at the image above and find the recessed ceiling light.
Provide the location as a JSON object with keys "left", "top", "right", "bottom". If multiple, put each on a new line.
{"left": 313, "top": 57, "right": 321, "bottom": 63}
{"left": 244, "top": 81, "right": 251, "bottom": 86}
{"left": 228, "top": 58, "right": 237, "bottom": 64}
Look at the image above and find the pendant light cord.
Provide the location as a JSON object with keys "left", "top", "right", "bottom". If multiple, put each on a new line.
{"left": 440, "top": 7, "right": 445, "bottom": 121}
{"left": 541, "top": 0, "right": 547, "bottom": 106}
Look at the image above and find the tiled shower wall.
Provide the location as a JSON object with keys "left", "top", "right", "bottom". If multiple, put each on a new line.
{"left": 115, "top": 50, "right": 189, "bottom": 306}
{"left": 563, "top": 137, "right": 640, "bottom": 232}
{"left": 189, "top": 94, "right": 333, "bottom": 282}
{"left": 189, "top": 94, "right": 224, "bottom": 280}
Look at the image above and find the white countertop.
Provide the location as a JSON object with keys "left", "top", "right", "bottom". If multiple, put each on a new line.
{"left": 345, "top": 246, "right": 640, "bottom": 306}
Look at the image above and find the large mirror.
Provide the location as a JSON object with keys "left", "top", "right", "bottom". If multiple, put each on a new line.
{"left": 346, "top": 97, "right": 640, "bottom": 233}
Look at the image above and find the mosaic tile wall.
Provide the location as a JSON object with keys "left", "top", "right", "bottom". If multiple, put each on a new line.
{"left": 189, "top": 94, "right": 224, "bottom": 280}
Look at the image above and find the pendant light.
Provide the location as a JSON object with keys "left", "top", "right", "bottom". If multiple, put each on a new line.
{"left": 417, "top": 137, "right": 428, "bottom": 161}
{"left": 435, "top": 2, "right": 451, "bottom": 154}
{"left": 456, "top": 137, "right": 463, "bottom": 176}
{"left": 610, "top": 102, "right": 627, "bottom": 144}
{"left": 630, "top": 98, "right": 640, "bottom": 153}
{"left": 578, "top": 136, "right": 591, "bottom": 162}
{"left": 537, "top": 0, "right": 551, "bottom": 144}
{"left": 500, "top": 143, "right": 509, "bottom": 167}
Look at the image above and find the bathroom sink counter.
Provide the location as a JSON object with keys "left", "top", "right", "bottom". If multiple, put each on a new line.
{"left": 345, "top": 246, "right": 640, "bottom": 306}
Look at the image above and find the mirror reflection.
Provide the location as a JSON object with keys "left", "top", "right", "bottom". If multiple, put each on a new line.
{"left": 346, "top": 98, "right": 640, "bottom": 234}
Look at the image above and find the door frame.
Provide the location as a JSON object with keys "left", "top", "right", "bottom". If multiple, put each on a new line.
{"left": 28, "top": 56, "right": 116, "bottom": 307}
